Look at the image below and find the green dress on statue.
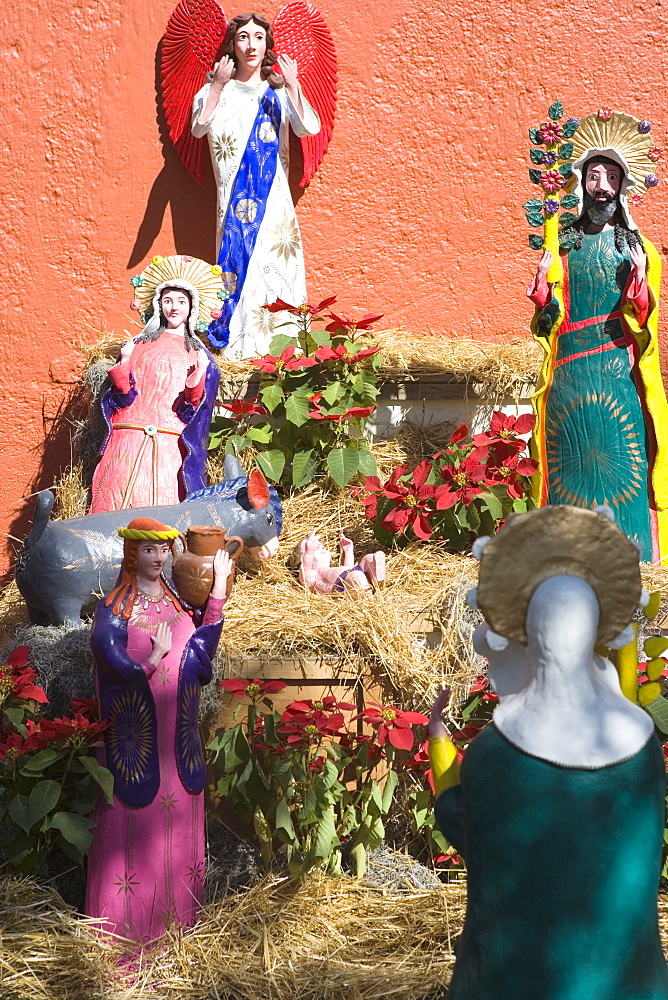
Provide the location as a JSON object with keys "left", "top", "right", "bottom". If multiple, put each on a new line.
{"left": 544, "top": 229, "right": 653, "bottom": 559}
{"left": 436, "top": 723, "right": 668, "bottom": 1000}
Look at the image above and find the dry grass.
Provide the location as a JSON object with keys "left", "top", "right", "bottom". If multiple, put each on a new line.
{"left": 0, "top": 871, "right": 464, "bottom": 1000}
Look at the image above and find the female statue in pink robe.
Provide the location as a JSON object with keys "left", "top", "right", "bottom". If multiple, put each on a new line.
{"left": 86, "top": 517, "right": 233, "bottom": 942}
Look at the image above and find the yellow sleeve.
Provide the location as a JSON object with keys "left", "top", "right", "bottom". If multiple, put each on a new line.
{"left": 429, "top": 735, "right": 460, "bottom": 797}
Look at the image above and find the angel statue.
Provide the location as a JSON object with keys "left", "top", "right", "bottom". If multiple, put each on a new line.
{"left": 89, "top": 255, "right": 223, "bottom": 513}
{"left": 524, "top": 105, "right": 668, "bottom": 563}
{"left": 160, "top": 3, "right": 337, "bottom": 360}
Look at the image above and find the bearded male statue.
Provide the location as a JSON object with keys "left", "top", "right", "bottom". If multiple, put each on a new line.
{"left": 528, "top": 111, "right": 668, "bottom": 563}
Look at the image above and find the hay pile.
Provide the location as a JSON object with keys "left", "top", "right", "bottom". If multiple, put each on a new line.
{"left": 0, "top": 869, "right": 465, "bottom": 1000}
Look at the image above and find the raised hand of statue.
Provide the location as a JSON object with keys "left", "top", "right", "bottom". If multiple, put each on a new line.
{"left": 629, "top": 242, "right": 648, "bottom": 279}
{"left": 119, "top": 339, "right": 135, "bottom": 362}
{"left": 536, "top": 249, "right": 553, "bottom": 278}
{"left": 211, "top": 55, "right": 235, "bottom": 90}
{"left": 210, "top": 547, "right": 235, "bottom": 600}
{"left": 149, "top": 621, "right": 173, "bottom": 665}
{"left": 428, "top": 688, "right": 451, "bottom": 737}
{"left": 277, "top": 52, "right": 299, "bottom": 89}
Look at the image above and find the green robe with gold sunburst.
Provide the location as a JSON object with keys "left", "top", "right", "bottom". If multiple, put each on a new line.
{"left": 537, "top": 230, "right": 654, "bottom": 559}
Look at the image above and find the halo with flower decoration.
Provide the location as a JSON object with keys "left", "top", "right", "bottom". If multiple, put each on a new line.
{"left": 567, "top": 111, "right": 661, "bottom": 196}
{"left": 129, "top": 255, "right": 227, "bottom": 334}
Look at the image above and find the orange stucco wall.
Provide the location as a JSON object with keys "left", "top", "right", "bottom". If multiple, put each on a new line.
{"left": 2, "top": 0, "right": 668, "bottom": 571}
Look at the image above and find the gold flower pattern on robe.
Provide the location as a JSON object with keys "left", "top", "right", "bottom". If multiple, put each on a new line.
{"left": 213, "top": 133, "right": 237, "bottom": 163}
{"left": 270, "top": 212, "right": 301, "bottom": 262}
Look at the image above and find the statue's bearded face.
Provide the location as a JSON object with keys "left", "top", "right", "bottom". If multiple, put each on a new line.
{"left": 583, "top": 160, "right": 623, "bottom": 227}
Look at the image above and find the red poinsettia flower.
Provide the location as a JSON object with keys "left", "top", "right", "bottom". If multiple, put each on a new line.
{"left": 403, "top": 739, "right": 434, "bottom": 792}
{"left": 282, "top": 696, "right": 356, "bottom": 716}
{"left": 0, "top": 731, "right": 41, "bottom": 759}
{"left": 41, "top": 715, "right": 107, "bottom": 742}
{"left": 473, "top": 410, "right": 535, "bottom": 449}
{"left": 221, "top": 677, "right": 288, "bottom": 700}
{"left": 325, "top": 311, "right": 384, "bottom": 334}
{"left": 308, "top": 396, "right": 375, "bottom": 422}
{"left": 485, "top": 449, "right": 538, "bottom": 498}
{"left": 434, "top": 455, "right": 488, "bottom": 509}
{"left": 223, "top": 396, "right": 269, "bottom": 418}
{"left": 7, "top": 646, "right": 30, "bottom": 669}
{"left": 381, "top": 460, "right": 436, "bottom": 540}
{"left": 277, "top": 708, "right": 346, "bottom": 744}
{"left": 251, "top": 345, "right": 318, "bottom": 374}
{"left": 70, "top": 697, "right": 101, "bottom": 720}
{"left": 313, "top": 343, "right": 381, "bottom": 363}
{"left": 355, "top": 704, "right": 428, "bottom": 751}
{"left": 264, "top": 295, "right": 337, "bottom": 318}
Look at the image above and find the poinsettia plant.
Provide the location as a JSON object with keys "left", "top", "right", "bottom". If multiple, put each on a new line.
{"left": 208, "top": 295, "right": 383, "bottom": 490}
{"left": 209, "top": 679, "right": 428, "bottom": 879}
{"left": 0, "top": 646, "right": 112, "bottom": 876}
{"left": 356, "top": 411, "right": 537, "bottom": 549}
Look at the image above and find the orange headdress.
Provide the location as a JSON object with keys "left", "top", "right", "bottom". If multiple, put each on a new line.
{"left": 105, "top": 517, "right": 183, "bottom": 620}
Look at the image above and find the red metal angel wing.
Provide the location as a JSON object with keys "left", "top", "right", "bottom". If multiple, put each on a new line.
{"left": 273, "top": 2, "right": 338, "bottom": 187}
{"left": 161, "top": 0, "right": 228, "bottom": 183}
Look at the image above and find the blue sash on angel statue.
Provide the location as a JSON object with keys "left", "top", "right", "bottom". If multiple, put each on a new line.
{"left": 207, "top": 87, "right": 282, "bottom": 349}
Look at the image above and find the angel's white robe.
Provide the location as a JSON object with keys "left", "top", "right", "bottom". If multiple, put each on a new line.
{"left": 192, "top": 80, "right": 320, "bottom": 359}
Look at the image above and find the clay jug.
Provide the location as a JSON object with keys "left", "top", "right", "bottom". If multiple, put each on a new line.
{"left": 172, "top": 525, "right": 243, "bottom": 606}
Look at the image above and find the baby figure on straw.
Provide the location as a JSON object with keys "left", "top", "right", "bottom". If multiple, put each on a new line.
{"left": 295, "top": 530, "right": 385, "bottom": 595}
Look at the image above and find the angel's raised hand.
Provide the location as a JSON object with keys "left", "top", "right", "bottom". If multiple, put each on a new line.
{"left": 212, "top": 56, "right": 235, "bottom": 89}
{"left": 276, "top": 53, "right": 299, "bottom": 88}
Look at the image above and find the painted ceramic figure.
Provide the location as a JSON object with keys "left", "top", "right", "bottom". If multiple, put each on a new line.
{"left": 429, "top": 506, "right": 668, "bottom": 1000}
{"left": 296, "top": 530, "right": 385, "bottom": 594}
{"left": 527, "top": 110, "right": 668, "bottom": 563}
{"left": 159, "top": 1, "right": 337, "bottom": 358}
{"left": 90, "top": 256, "right": 223, "bottom": 513}
{"left": 86, "top": 517, "right": 234, "bottom": 942}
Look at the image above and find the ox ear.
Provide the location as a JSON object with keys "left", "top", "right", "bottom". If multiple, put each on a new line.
{"left": 247, "top": 467, "right": 270, "bottom": 509}
{"left": 224, "top": 454, "right": 245, "bottom": 481}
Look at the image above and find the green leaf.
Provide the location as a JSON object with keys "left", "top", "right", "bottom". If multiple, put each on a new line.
{"left": 478, "top": 490, "right": 504, "bottom": 520}
{"left": 256, "top": 449, "right": 286, "bottom": 483}
{"left": 528, "top": 167, "right": 542, "bottom": 185}
{"left": 410, "top": 787, "right": 433, "bottom": 830}
{"left": 285, "top": 392, "right": 311, "bottom": 428}
{"left": 247, "top": 424, "right": 273, "bottom": 444}
{"left": 292, "top": 449, "right": 319, "bottom": 489}
{"left": 357, "top": 448, "right": 377, "bottom": 477}
{"left": 522, "top": 197, "right": 543, "bottom": 210}
{"left": 559, "top": 229, "right": 578, "bottom": 250}
{"left": 51, "top": 811, "right": 96, "bottom": 853}
{"left": 80, "top": 756, "right": 115, "bottom": 806}
{"left": 560, "top": 193, "right": 580, "bottom": 209}
{"left": 529, "top": 148, "right": 545, "bottom": 165}
{"left": 268, "top": 334, "right": 297, "bottom": 355}
{"left": 525, "top": 211, "right": 544, "bottom": 228}
{"left": 308, "top": 329, "right": 331, "bottom": 347}
{"left": 558, "top": 142, "right": 574, "bottom": 160}
{"left": 326, "top": 448, "right": 359, "bottom": 487}
{"left": 352, "top": 841, "right": 367, "bottom": 879}
{"left": 548, "top": 100, "right": 564, "bottom": 121}
{"left": 19, "top": 749, "right": 58, "bottom": 773}
{"left": 512, "top": 496, "right": 529, "bottom": 513}
{"left": 3, "top": 707, "right": 25, "bottom": 730}
{"left": 381, "top": 770, "right": 399, "bottom": 813}
{"left": 313, "top": 807, "right": 338, "bottom": 861}
{"left": 562, "top": 119, "right": 579, "bottom": 138}
{"left": 8, "top": 794, "right": 32, "bottom": 834}
{"left": 558, "top": 162, "right": 572, "bottom": 178}
{"left": 28, "top": 780, "right": 61, "bottom": 828}
{"left": 559, "top": 211, "right": 578, "bottom": 229}
{"left": 528, "top": 127, "right": 543, "bottom": 146}
{"left": 646, "top": 696, "right": 668, "bottom": 734}
{"left": 259, "top": 382, "right": 285, "bottom": 413}
{"left": 528, "top": 234, "right": 544, "bottom": 250}
{"left": 274, "top": 796, "right": 297, "bottom": 844}
{"left": 321, "top": 381, "right": 344, "bottom": 406}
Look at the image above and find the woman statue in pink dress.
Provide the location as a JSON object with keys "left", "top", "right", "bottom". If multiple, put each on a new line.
{"left": 90, "top": 255, "right": 224, "bottom": 513}
{"left": 86, "top": 516, "right": 234, "bottom": 942}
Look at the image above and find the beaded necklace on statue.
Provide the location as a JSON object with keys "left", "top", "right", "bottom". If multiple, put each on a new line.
{"left": 130, "top": 587, "right": 183, "bottom": 632}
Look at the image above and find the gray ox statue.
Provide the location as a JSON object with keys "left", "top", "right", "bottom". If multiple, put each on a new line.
{"left": 15, "top": 457, "right": 281, "bottom": 626}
